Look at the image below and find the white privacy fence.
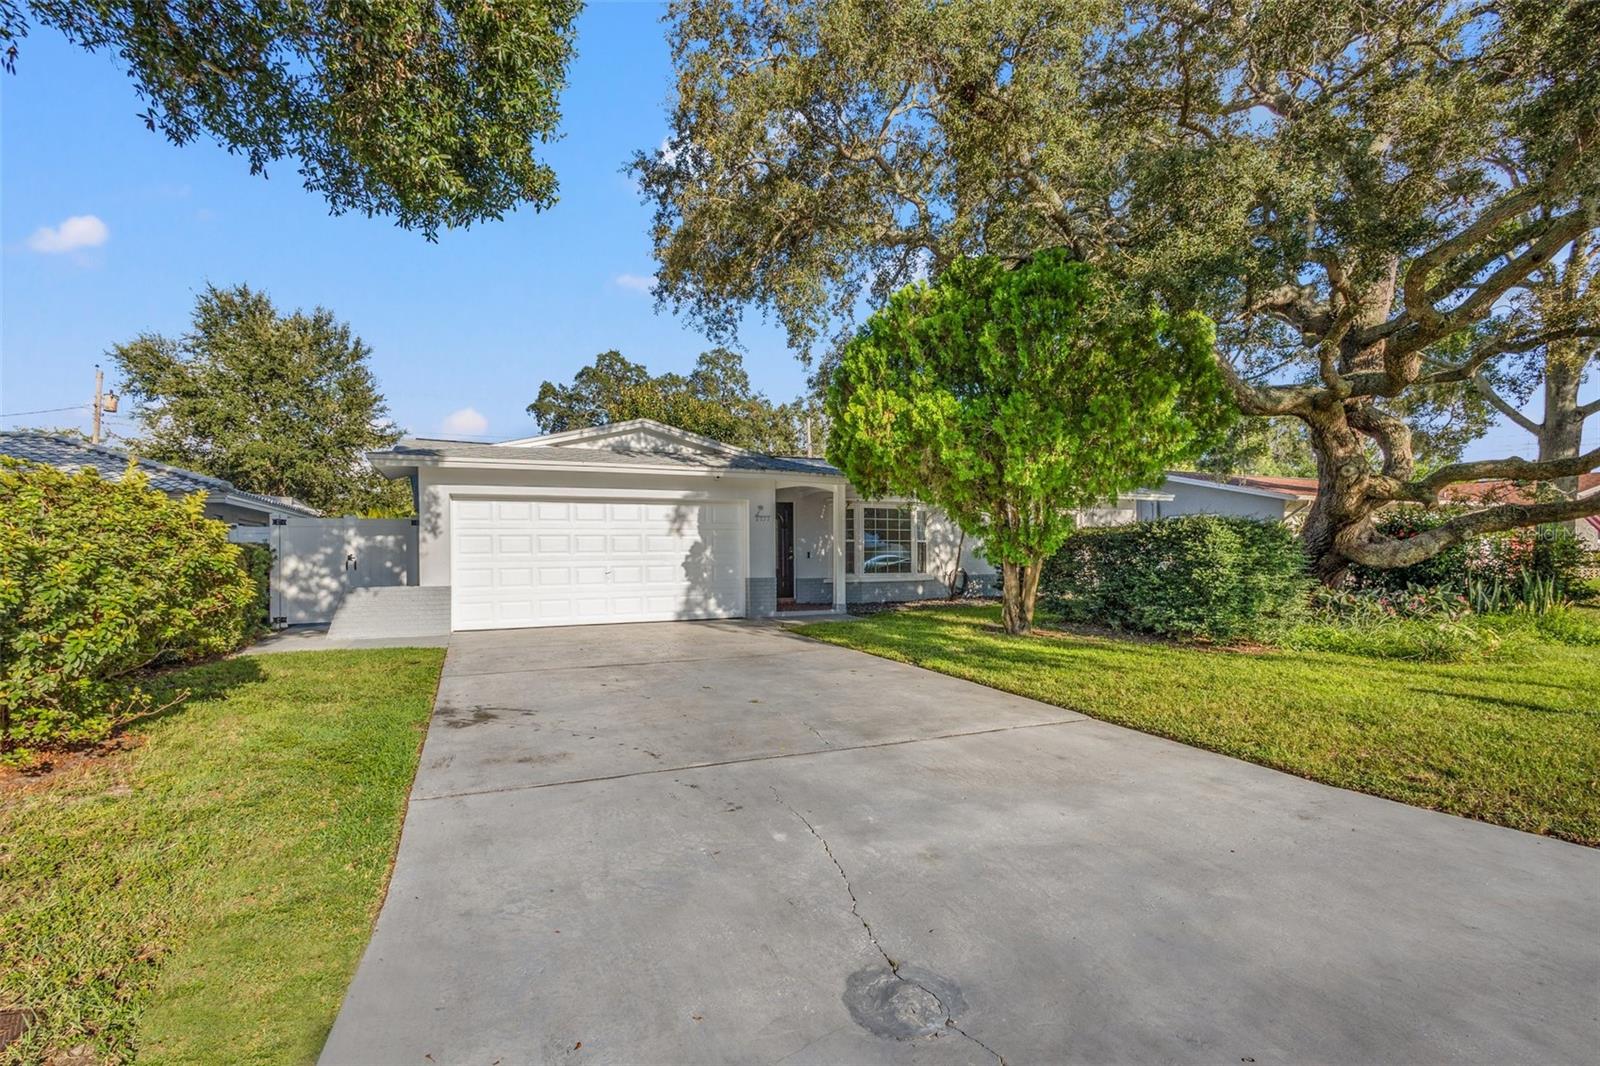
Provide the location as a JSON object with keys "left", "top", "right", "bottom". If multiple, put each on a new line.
{"left": 261, "top": 517, "right": 418, "bottom": 625}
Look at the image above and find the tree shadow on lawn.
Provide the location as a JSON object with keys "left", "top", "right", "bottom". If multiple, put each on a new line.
{"left": 4, "top": 657, "right": 268, "bottom": 782}
{"left": 1397, "top": 686, "right": 1593, "bottom": 717}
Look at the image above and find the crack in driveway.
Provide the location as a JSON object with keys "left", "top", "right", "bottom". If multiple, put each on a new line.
{"left": 769, "top": 786, "right": 1006, "bottom": 1065}
{"left": 413, "top": 717, "right": 1085, "bottom": 803}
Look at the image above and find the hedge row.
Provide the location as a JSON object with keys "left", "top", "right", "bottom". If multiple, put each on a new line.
{"left": 1040, "top": 515, "right": 1311, "bottom": 642}
{"left": 0, "top": 458, "right": 258, "bottom": 754}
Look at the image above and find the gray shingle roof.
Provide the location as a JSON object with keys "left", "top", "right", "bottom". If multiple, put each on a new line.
{"left": 379, "top": 437, "right": 844, "bottom": 478}
{"left": 0, "top": 431, "right": 320, "bottom": 516}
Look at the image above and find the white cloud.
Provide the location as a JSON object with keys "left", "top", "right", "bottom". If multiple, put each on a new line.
{"left": 27, "top": 214, "right": 110, "bottom": 254}
{"left": 441, "top": 407, "right": 489, "bottom": 436}
{"left": 614, "top": 272, "right": 657, "bottom": 294}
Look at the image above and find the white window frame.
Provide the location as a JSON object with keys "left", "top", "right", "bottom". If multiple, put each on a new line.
{"left": 845, "top": 500, "right": 932, "bottom": 580}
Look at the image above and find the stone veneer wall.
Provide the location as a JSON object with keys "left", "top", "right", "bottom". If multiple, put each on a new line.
{"left": 792, "top": 573, "right": 1001, "bottom": 605}
{"left": 745, "top": 576, "right": 778, "bottom": 618}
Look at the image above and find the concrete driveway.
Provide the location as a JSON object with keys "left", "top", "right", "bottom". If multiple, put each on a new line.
{"left": 321, "top": 621, "right": 1599, "bottom": 1065}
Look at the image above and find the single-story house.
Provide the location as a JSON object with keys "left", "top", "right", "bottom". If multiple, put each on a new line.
{"left": 0, "top": 430, "right": 319, "bottom": 528}
{"left": 1143, "top": 472, "right": 1319, "bottom": 524}
{"left": 369, "top": 418, "right": 1169, "bottom": 631}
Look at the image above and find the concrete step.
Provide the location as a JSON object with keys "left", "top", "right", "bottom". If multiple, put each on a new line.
{"left": 327, "top": 586, "right": 451, "bottom": 640}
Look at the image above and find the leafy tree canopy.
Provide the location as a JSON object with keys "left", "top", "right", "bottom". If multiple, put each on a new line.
{"left": 3, "top": 0, "right": 580, "bottom": 236}
{"left": 636, "top": 0, "right": 1600, "bottom": 580}
{"left": 112, "top": 283, "right": 408, "bottom": 515}
{"left": 528, "top": 348, "right": 808, "bottom": 454}
{"left": 826, "top": 252, "right": 1232, "bottom": 633}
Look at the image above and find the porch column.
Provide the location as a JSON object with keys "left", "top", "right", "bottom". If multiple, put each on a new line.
{"left": 831, "top": 482, "right": 847, "bottom": 612}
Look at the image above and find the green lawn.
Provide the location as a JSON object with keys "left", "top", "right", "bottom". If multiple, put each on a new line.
{"left": 799, "top": 605, "right": 1600, "bottom": 845}
{"left": 0, "top": 648, "right": 445, "bottom": 1065}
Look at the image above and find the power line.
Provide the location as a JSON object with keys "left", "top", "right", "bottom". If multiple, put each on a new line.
{"left": 0, "top": 404, "right": 91, "bottom": 419}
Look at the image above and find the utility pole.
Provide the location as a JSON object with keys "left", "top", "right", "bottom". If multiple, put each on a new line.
{"left": 91, "top": 365, "right": 119, "bottom": 444}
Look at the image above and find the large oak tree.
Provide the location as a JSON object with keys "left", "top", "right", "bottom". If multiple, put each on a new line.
{"left": 113, "top": 284, "right": 408, "bottom": 515}
{"left": 3, "top": 1, "right": 580, "bottom": 236}
{"left": 634, "top": 0, "right": 1600, "bottom": 581}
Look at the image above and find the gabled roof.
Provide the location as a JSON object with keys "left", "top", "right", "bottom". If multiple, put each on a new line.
{"left": 375, "top": 436, "right": 843, "bottom": 478}
{"left": 0, "top": 431, "right": 320, "bottom": 516}
{"left": 498, "top": 418, "right": 749, "bottom": 456}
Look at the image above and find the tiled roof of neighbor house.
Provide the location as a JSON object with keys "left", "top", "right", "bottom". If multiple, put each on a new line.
{"left": 1428, "top": 472, "right": 1600, "bottom": 506}
{"left": 0, "top": 431, "right": 320, "bottom": 516}
{"left": 1168, "top": 470, "right": 1320, "bottom": 499}
{"left": 380, "top": 437, "right": 845, "bottom": 477}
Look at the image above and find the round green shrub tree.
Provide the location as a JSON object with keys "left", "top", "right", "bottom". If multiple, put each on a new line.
{"left": 0, "top": 458, "right": 257, "bottom": 755}
{"left": 1040, "top": 515, "right": 1311, "bottom": 643}
{"left": 826, "top": 252, "right": 1233, "bottom": 634}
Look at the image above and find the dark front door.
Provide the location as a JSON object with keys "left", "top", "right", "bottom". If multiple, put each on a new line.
{"left": 775, "top": 501, "right": 795, "bottom": 598}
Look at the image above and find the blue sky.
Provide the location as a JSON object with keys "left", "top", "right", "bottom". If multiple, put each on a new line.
{"left": 0, "top": 2, "right": 1585, "bottom": 463}
{"left": 1, "top": 3, "right": 806, "bottom": 445}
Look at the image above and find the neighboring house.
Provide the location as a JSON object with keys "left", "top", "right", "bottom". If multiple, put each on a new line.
{"left": 0, "top": 431, "right": 319, "bottom": 528}
{"left": 369, "top": 418, "right": 1168, "bottom": 632}
{"left": 1441, "top": 473, "right": 1600, "bottom": 552}
{"left": 1143, "top": 472, "right": 1319, "bottom": 524}
{"left": 1578, "top": 474, "right": 1600, "bottom": 551}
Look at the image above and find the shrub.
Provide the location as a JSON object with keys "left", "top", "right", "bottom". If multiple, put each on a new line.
{"left": 237, "top": 541, "right": 275, "bottom": 632}
{"left": 1040, "top": 515, "right": 1310, "bottom": 642}
{"left": 1350, "top": 507, "right": 1585, "bottom": 604}
{"left": 1348, "top": 508, "right": 1473, "bottom": 594}
{"left": 1309, "top": 583, "right": 1471, "bottom": 623}
{"left": 0, "top": 458, "right": 257, "bottom": 754}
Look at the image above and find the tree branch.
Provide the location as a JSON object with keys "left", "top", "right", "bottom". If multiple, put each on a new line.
{"left": 1469, "top": 374, "right": 1539, "bottom": 434}
{"left": 1341, "top": 494, "right": 1600, "bottom": 569}
{"left": 1373, "top": 446, "right": 1600, "bottom": 502}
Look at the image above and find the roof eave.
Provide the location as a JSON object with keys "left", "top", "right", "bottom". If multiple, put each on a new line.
{"left": 1162, "top": 473, "right": 1303, "bottom": 501}
{"left": 369, "top": 452, "right": 846, "bottom": 482}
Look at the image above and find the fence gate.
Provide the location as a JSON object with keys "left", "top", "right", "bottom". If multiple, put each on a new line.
{"left": 270, "top": 518, "right": 418, "bottom": 625}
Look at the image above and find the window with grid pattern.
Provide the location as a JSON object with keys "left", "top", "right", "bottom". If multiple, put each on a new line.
{"left": 862, "top": 506, "right": 913, "bottom": 573}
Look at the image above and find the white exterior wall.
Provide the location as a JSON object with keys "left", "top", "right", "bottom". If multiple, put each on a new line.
{"left": 416, "top": 466, "right": 779, "bottom": 590}
{"left": 1074, "top": 504, "right": 1138, "bottom": 527}
{"left": 780, "top": 491, "right": 998, "bottom": 597}
{"left": 785, "top": 489, "right": 835, "bottom": 582}
{"left": 1156, "top": 480, "right": 1290, "bottom": 522}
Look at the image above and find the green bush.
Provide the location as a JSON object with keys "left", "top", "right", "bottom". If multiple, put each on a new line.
{"left": 1350, "top": 507, "right": 1585, "bottom": 604}
{"left": 237, "top": 541, "right": 275, "bottom": 632}
{"left": 0, "top": 458, "right": 257, "bottom": 755}
{"left": 1347, "top": 509, "right": 1473, "bottom": 593}
{"left": 1040, "top": 515, "right": 1311, "bottom": 642}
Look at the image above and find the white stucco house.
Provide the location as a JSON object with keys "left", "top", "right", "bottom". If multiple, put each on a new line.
{"left": 369, "top": 418, "right": 1176, "bottom": 632}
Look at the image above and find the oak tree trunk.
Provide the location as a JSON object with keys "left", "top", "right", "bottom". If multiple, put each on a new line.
{"left": 1299, "top": 399, "right": 1386, "bottom": 585}
{"left": 1541, "top": 349, "right": 1586, "bottom": 496}
{"left": 1000, "top": 558, "right": 1042, "bottom": 635}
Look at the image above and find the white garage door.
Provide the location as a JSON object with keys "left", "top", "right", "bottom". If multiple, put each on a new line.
{"left": 450, "top": 498, "right": 746, "bottom": 630}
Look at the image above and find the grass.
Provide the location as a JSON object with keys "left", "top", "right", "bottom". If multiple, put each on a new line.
{"left": 799, "top": 605, "right": 1600, "bottom": 845}
{"left": 0, "top": 648, "right": 445, "bottom": 1065}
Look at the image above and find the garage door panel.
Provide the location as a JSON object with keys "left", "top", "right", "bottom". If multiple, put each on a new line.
{"left": 457, "top": 534, "right": 493, "bottom": 555}
{"left": 452, "top": 496, "right": 746, "bottom": 630}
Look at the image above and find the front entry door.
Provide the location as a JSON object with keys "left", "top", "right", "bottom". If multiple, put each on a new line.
{"left": 775, "top": 501, "right": 795, "bottom": 598}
